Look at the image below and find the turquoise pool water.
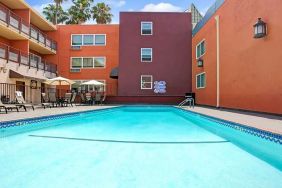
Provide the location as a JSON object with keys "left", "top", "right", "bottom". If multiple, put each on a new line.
{"left": 0, "top": 106, "right": 281, "bottom": 188}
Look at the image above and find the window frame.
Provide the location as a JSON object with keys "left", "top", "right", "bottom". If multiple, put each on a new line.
{"left": 141, "top": 75, "right": 153, "bottom": 90}
{"left": 71, "top": 34, "right": 83, "bottom": 46}
{"left": 196, "top": 72, "right": 206, "bottom": 89}
{"left": 94, "top": 34, "right": 106, "bottom": 46}
{"left": 71, "top": 34, "right": 107, "bottom": 46}
{"left": 70, "top": 57, "right": 106, "bottom": 69}
{"left": 141, "top": 48, "right": 153, "bottom": 62}
{"left": 141, "top": 21, "right": 153, "bottom": 35}
{"left": 93, "top": 57, "right": 106, "bottom": 68}
{"left": 196, "top": 39, "right": 206, "bottom": 59}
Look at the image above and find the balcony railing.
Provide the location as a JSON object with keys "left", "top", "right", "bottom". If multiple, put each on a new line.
{"left": 0, "top": 4, "right": 57, "bottom": 51}
{"left": 0, "top": 42, "right": 57, "bottom": 74}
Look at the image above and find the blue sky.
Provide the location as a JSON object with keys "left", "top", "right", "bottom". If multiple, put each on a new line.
{"left": 27, "top": 0, "right": 215, "bottom": 23}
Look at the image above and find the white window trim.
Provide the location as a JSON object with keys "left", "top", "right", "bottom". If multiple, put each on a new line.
{"left": 94, "top": 34, "right": 107, "bottom": 46}
{"left": 196, "top": 39, "right": 206, "bottom": 59}
{"left": 70, "top": 57, "right": 106, "bottom": 69}
{"left": 71, "top": 34, "right": 107, "bottom": 46}
{"left": 141, "top": 21, "right": 153, "bottom": 35}
{"left": 141, "top": 48, "right": 153, "bottom": 62}
{"left": 196, "top": 72, "right": 206, "bottom": 89}
{"left": 141, "top": 75, "right": 153, "bottom": 90}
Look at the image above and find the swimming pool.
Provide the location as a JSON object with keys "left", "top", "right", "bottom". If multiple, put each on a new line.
{"left": 0, "top": 106, "right": 281, "bottom": 188}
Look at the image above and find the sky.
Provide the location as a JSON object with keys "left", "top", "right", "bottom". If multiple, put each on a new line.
{"left": 26, "top": 0, "right": 215, "bottom": 24}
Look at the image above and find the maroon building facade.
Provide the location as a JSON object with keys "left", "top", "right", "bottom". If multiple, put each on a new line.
{"left": 117, "top": 12, "right": 192, "bottom": 103}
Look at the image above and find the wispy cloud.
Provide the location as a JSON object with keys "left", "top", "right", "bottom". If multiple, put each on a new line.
{"left": 141, "top": 3, "right": 182, "bottom": 12}
{"left": 104, "top": 0, "right": 126, "bottom": 8}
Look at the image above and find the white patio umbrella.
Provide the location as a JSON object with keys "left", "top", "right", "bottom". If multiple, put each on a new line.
{"left": 80, "top": 80, "right": 104, "bottom": 86}
{"left": 44, "top": 76, "right": 75, "bottom": 97}
{"left": 44, "top": 76, "right": 75, "bottom": 85}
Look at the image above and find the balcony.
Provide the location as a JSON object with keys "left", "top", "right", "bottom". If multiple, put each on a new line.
{"left": 0, "top": 4, "right": 57, "bottom": 54}
{"left": 0, "top": 42, "right": 57, "bottom": 75}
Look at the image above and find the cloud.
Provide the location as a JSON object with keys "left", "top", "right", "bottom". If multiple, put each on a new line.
{"left": 104, "top": 0, "right": 126, "bottom": 8}
{"left": 141, "top": 3, "right": 182, "bottom": 12}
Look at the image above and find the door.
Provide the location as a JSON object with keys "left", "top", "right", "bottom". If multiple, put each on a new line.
{"left": 16, "top": 81, "right": 25, "bottom": 99}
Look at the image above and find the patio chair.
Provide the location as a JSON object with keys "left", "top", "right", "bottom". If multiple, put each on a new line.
{"left": 95, "top": 93, "right": 102, "bottom": 105}
{"left": 100, "top": 95, "right": 106, "bottom": 105}
{"left": 15, "top": 91, "right": 34, "bottom": 111}
{"left": 0, "top": 100, "right": 19, "bottom": 114}
{"left": 41, "top": 93, "right": 52, "bottom": 109}
{"left": 69, "top": 93, "right": 77, "bottom": 107}
{"left": 63, "top": 93, "right": 72, "bottom": 106}
{"left": 80, "top": 93, "right": 86, "bottom": 104}
{"left": 48, "top": 92, "right": 58, "bottom": 107}
{"left": 85, "top": 93, "right": 92, "bottom": 105}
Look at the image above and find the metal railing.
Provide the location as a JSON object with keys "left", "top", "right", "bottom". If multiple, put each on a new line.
{"left": 0, "top": 4, "right": 57, "bottom": 51}
{"left": 0, "top": 42, "right": 57, "bottom": 74}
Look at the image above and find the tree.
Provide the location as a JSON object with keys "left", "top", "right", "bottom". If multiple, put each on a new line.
{"left": 92, "top": 2, "right": 113, "bottom": 24}
{"left": 54, "top": 0, "right": 68, "bottom": 25}
{"left": 66, "top": 0, "right": 94, "bottom": 24}
{"left": 43, "top": 4, "right": 68, "bottom": 24}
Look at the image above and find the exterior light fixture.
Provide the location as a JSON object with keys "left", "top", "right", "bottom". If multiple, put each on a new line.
{"left": 197, "top": 58, "right": 204, "bottom": 67}
{"left": 253, "top": 18, "right": 267, "bottom": 38}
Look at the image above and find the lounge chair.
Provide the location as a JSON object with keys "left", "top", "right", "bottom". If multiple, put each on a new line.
{"left": 0, "top": 100, "right": 19, "bottom": 114}
{"left": 80, "top": 93, "right": 86, "bottom": 104}
{"left": 70, "top": 93, "right": 77, "bottom": 107}
{"left": 85, "top": 93, "right": 92, "bottom": 105}
{"left": 15, "top": 91, "right": 35, "bottom": 111}
{"left": 41, "top": 93, "right": 52, "bottom": 109}
{"left": 95, "top": 93, "right": 101, "bottom": 105}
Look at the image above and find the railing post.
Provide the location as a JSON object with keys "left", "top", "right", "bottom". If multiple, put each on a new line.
{"left": 6, "top": 46, "right": 9, "bottom": 64}
{"left": 19, "top": 18, "right": 22, "bottom": 34}
{"left": 6, "top": 10, "right": 10, "bottom": 27}
{"left": 44, "top": 61, "right": 46, "bottom": 72}
{"left": 18, "top": 50, "right": 21, "bottom": 66}
{"left": 28, "top": 54, "right": 31, "bottom": 69}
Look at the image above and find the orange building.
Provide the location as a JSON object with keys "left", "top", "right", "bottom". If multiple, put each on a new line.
{"left": 0, "top": 0, "right": 57, "bottom": 103}
{"left": 53, "top": 24, "right": 119, "bottom": 96}
{"left": 192, "top": 0, "right": 282, "bottom": 114}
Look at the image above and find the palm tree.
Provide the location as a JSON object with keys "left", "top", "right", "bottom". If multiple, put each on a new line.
{"left": 92, "top": 3, "right": 113, "bottom": 24}
{"left": 54, "top": 0, "right": 68, "bottom": 25}
{"left": 43, "top": 4, "right": 68, "bottom": 24}
{"left": 66, "top": 0, "right": 94, "bottom": 24}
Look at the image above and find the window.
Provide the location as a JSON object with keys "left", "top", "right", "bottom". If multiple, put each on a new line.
{"left": 83, "top": 58, "right": 94, "bottom": 68}
{"left": 141, "top": 75, "right": 153, "bottom": 89}
{"left": 72, "top": 35, "right": 82, "bottom": 46}
{"left": 141, "top": 48, "right": 152, "bottom": 62}
{"left": 95, "top": 35, "right": 106, "bottom": 45}
{"left": 71, "top": 57, "right": 106, "bottom": 69}
{"left": 71, "top": 58, "right": 82, "bottom": 68}
{"left": 83, "top": 35, "right": 94, "bottom": 45}
{"left": 94, "top": 57, "right": 106, "bottom": 68}
{"left": 196, "top": 73, "right": 206, "bottom": 89}
{"left": 141, "top": 22, "right": 153, "bottom": 35}
{"left": 71, "top": 34, "right": 106, "bottom": 46}
{"left": 196, "top": 40, "right": 205, "bottom": 59}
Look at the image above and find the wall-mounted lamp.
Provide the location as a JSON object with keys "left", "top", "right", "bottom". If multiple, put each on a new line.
{"left": 0, "top": 67, "right": 7, "bottom": 73}
{"left": 197, "top": 58, "right": 204, "bottom": 67}
{"left": 254, "top": 18, "right": 267, "bottom": 38}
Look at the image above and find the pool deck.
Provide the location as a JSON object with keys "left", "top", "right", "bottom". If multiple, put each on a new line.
{"left": 0, "top": 104, "right": 281, "bottom": 135}
{"left": 180, "top": 106, "right": 282, "bottom": 135}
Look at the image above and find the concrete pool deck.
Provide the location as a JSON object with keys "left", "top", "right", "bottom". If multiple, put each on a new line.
{"left": 0, "top": 104, "right": 281, "bottom": 135}
{"left": 180, "top": 106, "right": 282, "bottom": 135}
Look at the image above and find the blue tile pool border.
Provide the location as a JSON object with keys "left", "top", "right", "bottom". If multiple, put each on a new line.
{"left": 0, "top": 105, "right": 281, "bottom": 145}
{"left": 175, "top": 107, "right": 282, "bottom": 145}
{"left": 0, "top": 106, "right": 122, "bottom": 129}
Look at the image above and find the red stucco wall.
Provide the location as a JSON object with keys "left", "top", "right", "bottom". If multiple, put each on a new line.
{"left": 118, "top": 12, "right": 192, "bottom": 97}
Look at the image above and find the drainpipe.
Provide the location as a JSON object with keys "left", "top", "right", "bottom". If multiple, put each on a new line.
{"left": 215, "top": 15, "right": 220, "bottom": 108}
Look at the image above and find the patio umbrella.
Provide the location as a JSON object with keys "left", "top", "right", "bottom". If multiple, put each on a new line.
{"left": 44, "top": 76, "right": 75, "bottom": 97}
{"left": 44, "top": 76, "right": 75, "bottom": 85}
{"left": 80, "top": 80, "right": 104, "bottom": 86}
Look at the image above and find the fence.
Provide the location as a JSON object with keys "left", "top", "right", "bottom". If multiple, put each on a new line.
{"left": 0, "top": 42, "right": 57, "bottom": 74}
{"left": 0, "top": 3, "right": 57, "bottom": 51}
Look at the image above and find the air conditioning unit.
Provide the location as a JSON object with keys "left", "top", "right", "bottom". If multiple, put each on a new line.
{"left": 70, "top": 68, "right": 81, "bottom": 73}
{"left": 71, "top": 46, "right": 81, "bottom": 50}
